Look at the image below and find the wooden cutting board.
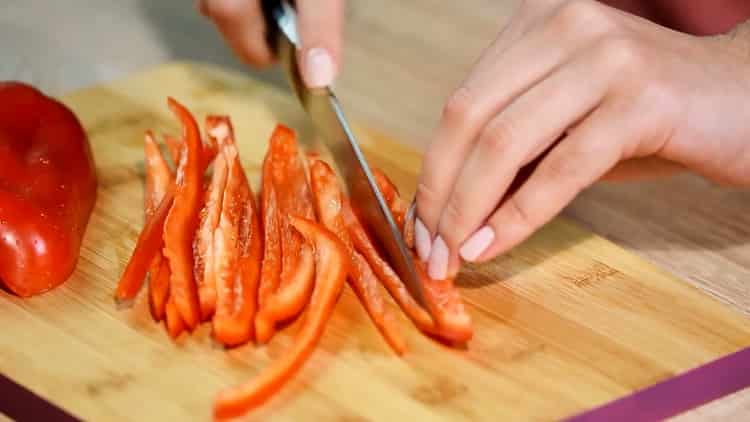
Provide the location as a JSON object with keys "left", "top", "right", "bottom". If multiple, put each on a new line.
{"left": 1, "top": 62, "right": 748, "bottom": 422}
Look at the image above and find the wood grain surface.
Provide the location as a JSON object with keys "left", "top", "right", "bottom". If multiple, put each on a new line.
{"left": 0, "top": 62, "right": 748, "bottom": 421}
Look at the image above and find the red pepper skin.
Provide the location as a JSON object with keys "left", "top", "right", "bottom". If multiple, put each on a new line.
{"left": 255, "top": 125, "right": 316, "bottom": 344}
{"left": 164, "top": 292, "right": 185, "bottom": 339}
{"left": 115, "top": 190, "right": 175, "bottom": 302}
{"left": 213, "top": 216, "right": 349, "bottom": 419}
{"left": 162, "top": 98, "right": 204, "bottom": 330}
{"left": 143, "top": 131, "right": 174, "bottom": 321}
{"left": 309, "top": 158, "right": 406, "bottom": 355}
{"left": 341, "top": 199, "right": 443, "bottom": 338}
{"left": 203, "top": 116, "right": 263, "bottom": 346}
{"left": 0, "top": 82, "right": 97, "bottom": 297}
{"left": 368, "top": 171, "right": 473, "bottom": 343}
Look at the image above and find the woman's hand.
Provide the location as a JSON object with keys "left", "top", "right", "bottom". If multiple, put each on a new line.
{"left": 198, "top": 0, "right": 344, "bottom": 87}
{"left": 415, "top": 0, "right": 750, "bottom": 280}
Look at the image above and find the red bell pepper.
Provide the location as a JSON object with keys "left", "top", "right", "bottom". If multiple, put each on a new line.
{"left": 162, "top": 98, "right": 204, "bottom": 330}
{"left": 213, "top": 216, "right": 349, "bottom": 418}
{"left": 255, "top": 125, "right": 316, "bottom": 344}
{"left": 309, "top": 158, "right": 406, "bottom": 355}
{"left": 0, "top": 82, "right": 97, "bottom": 297}
{"left": 201, "top": 116, "right": 263, "bottom": 346}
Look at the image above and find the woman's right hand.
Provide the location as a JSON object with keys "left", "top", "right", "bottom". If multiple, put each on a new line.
{"left": 199, "top": 0, "right": 345, "bottom": 88}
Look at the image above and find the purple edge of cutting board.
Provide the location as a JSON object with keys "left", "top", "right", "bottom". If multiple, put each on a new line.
{"left": 563, "top": 346, "right": 750, "bottom": 422}
{"left": 1, "top": 346, "right": 749, "bottom": 420}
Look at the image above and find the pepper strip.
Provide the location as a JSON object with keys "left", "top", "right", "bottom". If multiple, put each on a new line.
{"left": 144, "top": 131, "right": 174, "bottom": 321}
{"left": 193, "top": 137, "right": 227, "bottom": 321}
{"left": 341, "top": 199, "right": 443, "bottom": 338}
{"left": 213, "top": 216, "right": 348, "bottom": 419}
{"left": 255, "top": 124, "right": 316, "bottom": 344}
{"left": 371, "top": 168, "right": 407, "bottom": 232}
{"left": 164, "top": 293, "right": 185, "bottom": 339}
{"left": 206, "top": 116, "right": 263, "bottom": 346}
{"left": 370, "top": 172, "right": 473, "bottom": 343}
{"left": 162, "top": 98, "right": 204, "bottom": 330}
{"left": 309, "top": 158, "right": 406, "bottom": 355}
{"left": 115, "top": 189, "right": 174, "bottom": 303}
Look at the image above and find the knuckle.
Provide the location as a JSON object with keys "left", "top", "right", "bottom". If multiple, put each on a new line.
{"left": 506, "top": 195, "right": 536, "bottom": 229}
{"left": 440, "top": 193, "right": 472, "bottom": 237}
{"left": 415, "top": 181, "right": 438, "bottom": 206}
{"left": 441, "top": 86, "right": 478, "bottom": 128}
{"left": 203, "top": 0, "right": 245, "bottom": 22}
{"left": 479, "top": 118, "right": 517, "bottom": 155}
{"left": 595, "top": 36, "right": 645, "bottom": 74}
{"left": 554, "top": 0, "right": 606, "bottom": 32}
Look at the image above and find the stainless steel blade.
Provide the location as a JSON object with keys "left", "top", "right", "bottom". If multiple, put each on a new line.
{"left": 267, "top": 1, "right": 427, "bottom": 307}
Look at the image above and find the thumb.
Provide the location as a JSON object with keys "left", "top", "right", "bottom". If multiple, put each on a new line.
{"left": 295, "top": 0, "right": 345, "bottom": 88}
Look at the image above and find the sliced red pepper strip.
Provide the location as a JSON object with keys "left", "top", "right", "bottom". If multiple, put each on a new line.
{"left": 162, "top": 97, "right": 204, "bottom": 330}
{"left": 371, "top": 168, "right": 407, "bottom": 231}
{"left": 205, "top": 116, "right": 263, "bottom": 346}
{"left": 164, "top": 131, "right": 217, "bottom": 171}
{"left": 309, "top": 158, "right": 406, "bottom": 355}
{"left": 143, "top": 131, "right": 174, "bottom": 320}
{"left": 193, "top": 137, "right": 227, "bottom": 321}
{"left": 213, "top": 216, "right": 349, "bottom": 419}
{"left": 369, "top": 172, "right": 473, "bottom": 343}
{"left": 164, "top": 292, "right": 186, "bottom": 339}
{"left": 149, "top": 258, "right": 171, "bottom": 322}
{"left": 115, "top": 188, "right": 174, "bottom": 303}
{"left": 255, "top": 125, "right": 316, "bottom": 344}
{"left": 257, "top": 161, "right": 280, "bottom": 309}
{"left": 341, "top": 198, "right": 442, "bottom": 337}
{"left": 254, "top": 243, "right": 314, "bottom": 343}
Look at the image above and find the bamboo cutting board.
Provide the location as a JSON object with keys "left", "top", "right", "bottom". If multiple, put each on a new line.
{"left": 1, "top": 62, "right": 749, "bottom": 422}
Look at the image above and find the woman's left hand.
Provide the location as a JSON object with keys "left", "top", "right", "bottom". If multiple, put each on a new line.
{"left": 414, "top": 0, "right": 750, "bottom": 280}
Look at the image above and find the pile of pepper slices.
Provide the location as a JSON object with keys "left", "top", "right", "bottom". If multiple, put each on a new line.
{"left": 114, "top": 98, "right": 473, "bottom": 419}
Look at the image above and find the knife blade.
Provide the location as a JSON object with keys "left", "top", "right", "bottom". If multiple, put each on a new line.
{"left": 261, "top": 0, "right": 427, "bottom": 308}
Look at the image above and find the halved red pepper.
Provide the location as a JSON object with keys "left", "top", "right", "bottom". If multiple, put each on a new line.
{"left": 162, "top": 98, "right": 204, "bottom": 330}
{"left": 309, "top": 158, "right": 406, "bottom": 355}
{"left": 143, "top": 131, "right": 173, "bottom": 321}
{"left": 213, "top": 216, "right": 349, "bottom": 419}
{"left": 255, "top": 125, "right": 316, "bottom": 344}
{"left": 0, "top": 82, "right": 97, "bottom": 297}
{"left": 201, "top": 116, "right": 263, "bottom": 346}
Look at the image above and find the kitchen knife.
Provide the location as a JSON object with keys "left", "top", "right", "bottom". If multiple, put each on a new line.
{"left": 261, "top": 0, "right": 428, "bottom": 308}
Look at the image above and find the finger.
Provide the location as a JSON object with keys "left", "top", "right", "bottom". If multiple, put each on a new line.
{"left": 296, "top": 0, "right": 345, "bottom": 88}
{"left": 201, "top": 0, "right": 274, "bottom": 66}
{"left": 415, "top": 0, "right": 613, "bottom": 251}
{"left": 429, "top": 41, "right": 615, "bottom": 279}
{"left": 602, "top": 157, "right": 685, "bottom": 181}
{"left": 463, "top": 100, "right": 634, "bottom": 263}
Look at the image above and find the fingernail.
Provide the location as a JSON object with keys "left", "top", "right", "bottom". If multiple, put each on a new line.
{"left": 304, "top": 48, "right": 334, "bottom": 88}
{"left": 415, "top": 218, "right": 431, "bottom": 262}
{"left": 459, "top": 226, "right": 495, "bottom": 262}
{"left": 428, "top": 236, "right": 449, "bottom": 280}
